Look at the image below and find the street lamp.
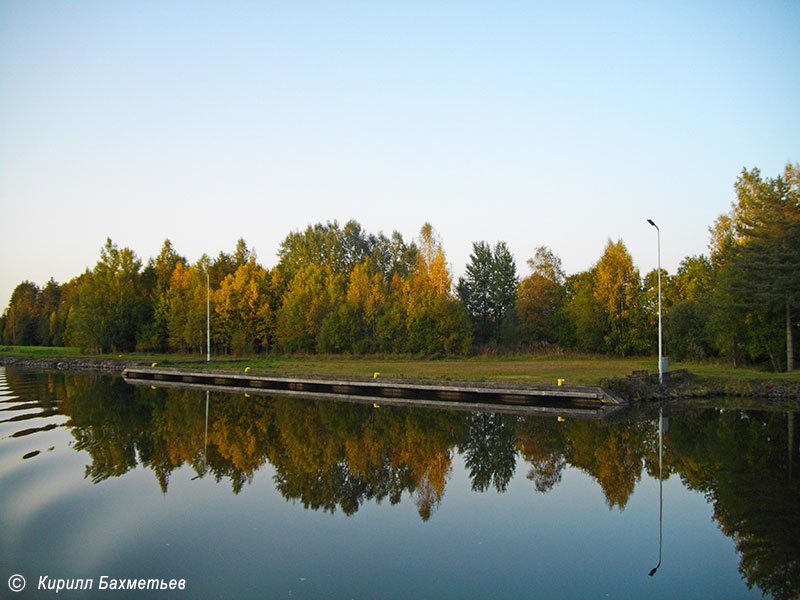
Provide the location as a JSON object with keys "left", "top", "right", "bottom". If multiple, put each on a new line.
{"left": 647, "top": 219, "right": 663, "bottom": 384}
{"left": 206, "top": 270, "right": 210, "bottom": 363}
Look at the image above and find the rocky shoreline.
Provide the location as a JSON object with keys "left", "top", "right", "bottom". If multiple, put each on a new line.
{"left": 0, "top": 356, "right": 133, "bottom": 373}
{"left": 604, "top": 369, "right": 800, "bottom": 404}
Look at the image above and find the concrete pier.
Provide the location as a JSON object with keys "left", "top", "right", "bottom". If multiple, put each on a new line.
{"left": 122, "top": 367, "right": 627, "bottom": 419}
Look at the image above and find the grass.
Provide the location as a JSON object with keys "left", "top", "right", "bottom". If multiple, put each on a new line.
{"left": 2, "top": 345, "right": 799, "bottom": 387}
{"left": 0, "top": 345, "right": 83, "bottom": 357}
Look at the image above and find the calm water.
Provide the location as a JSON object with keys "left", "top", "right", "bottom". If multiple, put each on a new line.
{"left": 1, "top": 367, "right": 798, "bottom": 599}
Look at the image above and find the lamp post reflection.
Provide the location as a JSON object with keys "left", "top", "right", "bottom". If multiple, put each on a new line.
{"left": 191, "top": 390, "right": 210, "bottom": 481}
{"left": 204, "top": 390, "right": 209, "bottom": 469}
{"left": 649, "top": 406, "right": 664, "bottom": 576}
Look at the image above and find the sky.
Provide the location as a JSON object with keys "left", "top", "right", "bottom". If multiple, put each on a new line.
{"left": 1, "top": 1, "right": 798, "bottom": 307}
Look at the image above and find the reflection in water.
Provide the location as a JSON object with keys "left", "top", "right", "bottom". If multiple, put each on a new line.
{"left": 2, "top": 367, "right": 799, "bottom": 599}
{"left": 649, "top": 407, "right": 664, "bottom": 577}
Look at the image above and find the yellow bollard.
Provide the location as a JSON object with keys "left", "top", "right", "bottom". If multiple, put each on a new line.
{"left": 557, "top": 378, "right": 565, "bottom": 386}
{"left": 373, "top": 372, "right": 380, "bottom": 379}
{"left": 245, "top": 367, "right": 250, "bottom": 372}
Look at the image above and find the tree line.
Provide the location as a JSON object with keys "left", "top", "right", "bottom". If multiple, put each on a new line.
{"left": 2, "top": 165, "right": 798, "bottom": 371}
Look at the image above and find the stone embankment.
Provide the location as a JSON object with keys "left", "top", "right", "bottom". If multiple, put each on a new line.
{"left": 0, "top": 356, "right": 131, "bottom": 373}
{"left": 604, "top": 368, "right": 800, "bottom": 404}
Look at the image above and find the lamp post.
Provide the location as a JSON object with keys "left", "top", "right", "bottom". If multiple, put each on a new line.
{"left": 206, "top": 270, "right": 211, "bottom": 363}
{"left": 647, "top": 219, "right": 663, "bottom": 384}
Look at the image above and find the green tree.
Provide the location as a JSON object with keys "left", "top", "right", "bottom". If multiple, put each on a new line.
{"left": 665, "top": 255, "right": 715, "bottom": 360}
{"left": 705, "top": 165, "right": 800, "bottom": 370}
{"left": 277, "top": 220, "right": 377, "bottom": 282}
{"left": 457, "top": 241, "right": 519, "bottom": 345}
{"left": 516, "top": 246, "right": 565, "bottom": 344}
{"left": 2, "top": 281, "right": 40, "bottom": 345}
{"left": 65, "top": 239, "right": 149, "bottom": 353}
{"left": 460, "top": 413, "right": 517, "bottom": 492}
{"left": 275, "top": 264, "right": 344, "bottom": 353}
{"left": 36, "top": 278, "right": 62, "bottom": 346}
{"left": 728, "top": 165, "right": 800, "bottom": 371}
{"left": 370, "top": 230, "right": 419, "bottom": 285}
{"left": 318, "top": 258, "right": 391, "bottom": 353}
{"left": 138, "top": 239, "right": 186, "bottom": 351}
{"left": 561, "top": 269, "right": 605, "bottom": 352}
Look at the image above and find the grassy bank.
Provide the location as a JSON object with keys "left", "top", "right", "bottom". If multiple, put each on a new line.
{"left": 3, "top": 345, "right": 799, "bottom": 390}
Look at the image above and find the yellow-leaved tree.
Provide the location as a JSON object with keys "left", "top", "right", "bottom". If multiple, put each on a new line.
{"left": 593, "top": 239, "right": 645, "bottom": 356}
{"left": 214, "top": 257, "right": 274, "bottom": 355}
{"left": 404, "top": 223, "right": 471, "bottom": 355}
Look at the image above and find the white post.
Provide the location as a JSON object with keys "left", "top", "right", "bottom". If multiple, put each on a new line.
{"left": 648, "top": 219, "right": 663, "bottom": 384}
{"left": 206, "top": 270, "right": 210, "bottom": 363}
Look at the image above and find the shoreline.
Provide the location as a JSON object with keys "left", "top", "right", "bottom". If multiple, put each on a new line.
{"left": 0, "top": 355, "right": 133, "bottom": 373}
{"left": 2, "top": 354, "right": 799, "bottom": 405}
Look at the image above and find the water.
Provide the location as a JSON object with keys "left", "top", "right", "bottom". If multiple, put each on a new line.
{"left": 1, "top": 367, "right": 798, "bottom": 599}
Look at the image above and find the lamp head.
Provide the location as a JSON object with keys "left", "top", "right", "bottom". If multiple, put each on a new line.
{"left": 647, "top": 219, "right": 656, "bottom": 227}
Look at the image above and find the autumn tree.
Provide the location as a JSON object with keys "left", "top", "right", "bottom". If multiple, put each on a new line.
{"left": 214, "top": 259, "right": 274, "bottom": 355}
{"left": 207, "top": 238, "right": 253, "bottom": 289}
{"left": 403, "top": 224, "right": 472, "bottom": 355}
{"left": 593, "top": 239, "right": 645, "bottom": 356}
{"left": 165, "top": 262, "right": 210, "bottom": 354}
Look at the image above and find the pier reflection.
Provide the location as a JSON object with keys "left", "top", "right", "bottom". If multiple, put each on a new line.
{"left": 2, "top": 367, "right": 799, "bottom": 599}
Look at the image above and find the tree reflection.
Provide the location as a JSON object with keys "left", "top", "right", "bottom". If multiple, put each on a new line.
{"left": 667, "top": 408, "right": 800, "bottom": 600}
{"left": 516, "top": 417, "right": 567, "bottom": 493}
{"left": 460, "top": 413, "right": 517, "bottom": 493}
{"left": 4, "top": 367, "right": 799, "bottom": 599}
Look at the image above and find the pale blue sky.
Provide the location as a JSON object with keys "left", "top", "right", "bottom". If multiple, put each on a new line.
{"left": 1, "top": 1, "right": 798, "bottom": 306}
